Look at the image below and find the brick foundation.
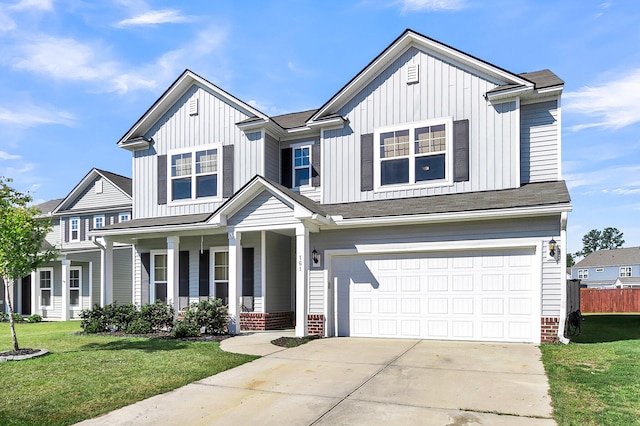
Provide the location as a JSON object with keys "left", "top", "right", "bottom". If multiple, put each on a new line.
{"left": 240, "top": 311, "right": 294, "bottom": 331}
{"left": 541, "top": 317, "right": 560, "bottom": 343}
{"left": 307, "top": 314, "right": 324, "bottom": 336}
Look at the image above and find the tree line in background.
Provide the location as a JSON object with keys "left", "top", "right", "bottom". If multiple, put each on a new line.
{"left": 567, "top": 227, "right": 625, "bottom": 267}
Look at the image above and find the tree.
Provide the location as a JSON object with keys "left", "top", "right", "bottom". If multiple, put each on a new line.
{"left": 0, "top": 178, "right": 57, "bottom": 352}
{"left": 566, "top": 252, "right": 575, "bottom": 267}
{"left": 578, "top": 227, "right": 625, "bottom": 257}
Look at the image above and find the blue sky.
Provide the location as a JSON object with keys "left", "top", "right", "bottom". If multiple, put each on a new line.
{"left": 0, "top": 0, "right": 639, "bottom": 254}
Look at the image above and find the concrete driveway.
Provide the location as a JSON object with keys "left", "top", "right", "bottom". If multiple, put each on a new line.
{"left": 78, "top": 336, "right": 556, "bottom": 425}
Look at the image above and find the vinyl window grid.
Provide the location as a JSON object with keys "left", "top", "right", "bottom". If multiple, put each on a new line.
{"left": 93, "top": 215, "right": 105, "bottom": 229}
{"left": 578, "top": 269, "right": 589, "bottom": 279}
{"left": 70, "top": 217, "right": 80, "bottom": 242}
{"left": 292, "top": 143, "right": 312, "bottom": 188}
{"left": 38, "top": 268, "right": 53, "bottom": 308}
{"left": 620, "top": 266, "right": 632, "bottom": 277}
{"left": 169, "top": 144, "right": 221, "bottom": 202}
{"left": 69, "top": 266, "right": 81, "bottom": 306}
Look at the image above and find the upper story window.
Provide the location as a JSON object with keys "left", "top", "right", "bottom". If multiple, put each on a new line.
{"left": 70, "top": 217, "right": 80, "bottom": 242}
{"left": 375, "top": 118, "right": 452, "bottom": 189}
{"left": 293, "top": 145, "right": 311, "bottom": 187}
{"left": 169, "top": 145, "right": 220, "bottom": 202}
{"left": 119, "top": 212, "right": 131, "bottom": 222}
{"left": 578, "top": 269, "right": 589, "bottom": 279}
{"left": 93, "top": 215, "right": 105, "bottom": 229}
{"left": 620, "top": 266, "right": 632, "bottom": 277}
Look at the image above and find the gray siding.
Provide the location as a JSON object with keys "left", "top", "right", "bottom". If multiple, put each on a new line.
{"left": 67, "top": 250, "right": 101, "bottom": 307}
{"left": 237, "top": 131, "right": 263, "bottom": 187}
{"left": 113, "top": 247, "right": 133, "bottom": 304}
{"left": 133, "top": 84, "right": 255, "bottom": 219}
{"left": 266, "top": 232, "right": 292, "bottom": 313}
{"left": 264, "top": 132, "right": 280, "bottom": 181}
{"left": 323, "top": 46, "right": 519, "bottom": 203}
{"left": 520, "top": 100, "right": 559, "bottom": 184}
{"left": 65, "top": 177, "right": 130, "bottom": 212}
{"left": 229, "top": 190, "right": 297, "bottom": 228}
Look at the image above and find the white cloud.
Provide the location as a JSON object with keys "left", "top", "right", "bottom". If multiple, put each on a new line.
{"left": 0, "top": 10, "right": 16, "bottom": 31}
{"left": 0, "top": 103, "right": 75, "bottom": 127}
{"left": 396, "top": 0, "right": 467, "bottom": 12}
{"left": 116, "top": 9, "right": 191, "bottom": 27}
{"left": 564, "top": 68, "right": 640, "bottom": 130}
{"left": 8, "top": 0, "right": 53, "bottom": 11}
{"left": 0, "top": 151, "right": 21, "bottom": 160}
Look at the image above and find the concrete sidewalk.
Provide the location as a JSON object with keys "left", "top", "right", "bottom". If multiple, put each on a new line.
{"left": 78, "top": 337, "right": 556, "bottom": 426}
{"left": 219, "top": 329, "right": 294, "bottom": 356}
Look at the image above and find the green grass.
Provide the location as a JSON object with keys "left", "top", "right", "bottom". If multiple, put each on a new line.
{"left": 0, "top": 321, "right": 257, "bottom": 426}
{"left": 540, "top": 315, "right": 640, "bottom": 426}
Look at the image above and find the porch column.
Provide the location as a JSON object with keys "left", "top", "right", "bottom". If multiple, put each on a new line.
{"left": 61, "top": 258, "right": 70, "bottom": 321}
{"left": 16, "top": 278, "right": 22, "bottom": 315}
{"left": 167, "top": 236, "right": 180, "bottom": 313}
{"left": 295, "top": 224, "right": 309, "bottom": 337}
{"left": 228, "top": 229, "right": 242, "bottom": 334}
{"left": 30, "top": 271, "right": 36, "bottom": 315}
{"left": 100, "top": 239, "right": 114, "bottom": 306}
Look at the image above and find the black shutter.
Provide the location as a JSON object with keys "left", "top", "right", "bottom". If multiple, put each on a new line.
{"left": 223, "top": 145, "right": 234, "bottom": 198}
{"left": 157, "top": 155, "right": 167, "bottom": 205}
{"left": 199, "top": 250, "right": 210, "bottom": 297}
{"left": 141, "top": 252, "right": 150, "bottom": 300}
{"left": 453, "top": 119, "right": 470, "bottom": 182}
{"left": 64, "top": 218, "right": 69, "bottom": 243}
{"left": 281, "top": 148, "right": 292, "bottom": 188}
{"left": 360, "top": 133, "right": 374, "bottom": 191}
{"left": 311, "top": 144, "right": 321, "bottom": 187}
{"left": 179, "top": 251, "right": 189, "bottom": 298}
{"left": 80, "top": 217, "right": 86, "bottom": 241}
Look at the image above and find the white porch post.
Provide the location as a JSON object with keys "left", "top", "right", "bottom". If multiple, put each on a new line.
{"left": 61, "top": 258, "right": 70, "bottom": 321}
{"left": 228, "top": 228, "right": 242, "bottom": 334}
{"left": 30, "top": 271, "right": 36, "bottom": 315}
{"left": 295, "top": 224, "right": 309, "bottom": 337}
{"left": 104, "top": 240, "right": 114, "bottom": 306}
{"left": 16, "top": 278, "right": 22, "bottom": 315}
{"left": 167, "top": 236, "right": 180, "bottom": 313}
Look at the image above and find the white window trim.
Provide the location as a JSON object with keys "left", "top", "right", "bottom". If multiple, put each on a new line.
{"left": 119, "top": 212, "right": 131, "bottom": 222}
{"left": 167, "top": 143, "right": 222, "bottom": 205}
{"left": 578, "top": 269, "right": 589, "bottom": 279}
{"left": 374, "top": 117, "right": 454, "bottom": 192}
{"left": 93, "top": 215, "right": 105, "bottom": 229}
{"left": 37, "top": 267, "right": 54, "bottom": 309}
{"left": 150, "top": 250, "right": 168, "bottom": 303}
{"left": 69, "top": 266, "right": 82, "bottom": 307}
{"left": 209, "top": 246, "right": 229, "bottom": 301}
{"left": 69, "top": 217, "right": 80, "bottom": 242}
{"left": 619, "top": 266, "right": 632, "bottom": 277}
{"left": 290, "top": 141, "right": 313, "bottom": 189}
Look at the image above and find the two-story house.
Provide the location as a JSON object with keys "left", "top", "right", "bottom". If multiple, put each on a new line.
{"left": 1, "top": 168, "right": 134, "bottom": 320}
{"left": 572, "top": 247, "right": 640, "bottom": 288}
{"left": 95, "top": 29, "right": 571, "bottom": 344}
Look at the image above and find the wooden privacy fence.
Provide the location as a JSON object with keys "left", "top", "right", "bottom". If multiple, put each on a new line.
{"left": 581, "top": 288, "right": 640, "bottom": 313}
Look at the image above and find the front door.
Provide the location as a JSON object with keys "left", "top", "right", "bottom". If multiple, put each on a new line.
{"left": 21, "top": 276, "right": 31, "bottom": 315}
{"left": 242, "top": 248, "right": 254, "bottom": 311}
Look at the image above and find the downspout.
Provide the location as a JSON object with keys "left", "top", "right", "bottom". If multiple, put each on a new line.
{"left": 558, "top": 212, "right": 570, "bottom": 344}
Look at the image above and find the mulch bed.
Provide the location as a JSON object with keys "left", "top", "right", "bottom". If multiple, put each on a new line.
{"left": 0, "top": 348, "right": 41, "bottom": 357}
{"left": 271, "top": 335, "right": 321, "bottom": 348}
{"left": 85, "top": 331, "right": 232, "bottom": 342}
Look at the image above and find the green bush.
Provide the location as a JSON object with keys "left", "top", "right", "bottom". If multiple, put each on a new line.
{"left": 170, "top": 320, "right": 200, "bottom": 338}
{"left": 140, "top": 301, "right": 174, "bottom": 331}
{"left": 27, "top": 314, "right": 43, "bottom": 323}
{"left": 110, "top": 303, "right": 140, "bottom": 332}
{"left": 182, "top": 298, "right": 228, "bottom": 335}
{"left": 11, "top": 312, "right": 23, "bottom": 322}
{"left": 80, "top": 304, "right": 110, "bottom": 333}
{"left": 0, "top": 312, "right": 7, "bottom": 322}
{"left": 125, "top": 318, "right": 153, "bottom": 334}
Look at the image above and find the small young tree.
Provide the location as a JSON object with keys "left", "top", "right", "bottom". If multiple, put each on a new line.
{"left": 0, "top": 178, "right": 57, "bottom": 351}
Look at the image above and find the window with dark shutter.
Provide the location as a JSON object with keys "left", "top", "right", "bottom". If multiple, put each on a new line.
{"left": 311, "top": 144, "right": 321, "bottom": 187}
{"left": 281, "top": 148, "right": 292, "bottom": 188}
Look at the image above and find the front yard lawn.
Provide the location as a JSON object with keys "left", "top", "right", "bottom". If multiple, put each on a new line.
{"left": 0, "top": 321, "right": 257, "bottom": 426}
{"left": 540, "top": 314, "right": 640, "bottom": 425}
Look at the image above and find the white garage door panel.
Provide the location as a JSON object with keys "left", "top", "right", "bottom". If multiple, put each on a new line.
{"left": 334, "top": 249, "right": 537, "bottom": 343}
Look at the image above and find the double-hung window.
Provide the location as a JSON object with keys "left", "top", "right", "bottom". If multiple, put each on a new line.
{"left": 376, "top": 118, "right": 451, "bottom": 188}
{"left": 293, "top": 145, "right": 311, "bottom": 187}
{"left": 620, "top": 266, "right": 632, "bottom": 277}
{"left": 151, "top": 252, "right": 168, "bottom": 303}
{"left": 578, "top": 269, "right": 589, "bottom": 279}
{"left": 211, "top": 249, "right": 229, "bottom": 304}
{"left": 70, "top": 267, "right": 81, "bottom": 306}
{"left": 93, "top": 215, "right": 104, "bottom": 229}
{"left": 70, "top": 217, "right": 80, "bottom": 241}
{"left": 119, "top": 212, "right": 131, "bottom": 222}
{"left": 170, "top": 145, "right": 220, "bottom": 201}
{"left": 38, "top": 268, "right": 53, "bottom": 307}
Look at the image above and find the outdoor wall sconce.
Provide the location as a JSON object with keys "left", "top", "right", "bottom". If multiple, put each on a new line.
{"left": 548, "top": 238, "right": 557, "bottom": 258}
{"left": 312, "top": 248, "right": 320, "bottom": 265}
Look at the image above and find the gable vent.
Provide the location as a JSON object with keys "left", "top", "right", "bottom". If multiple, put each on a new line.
{"left": 95, "top": 179, "right": 103, "bottom": 194}
{"left": 189, "top": 98, "right": 198, "bottom": 115}
{"left": 406, "top": 64, "right": 419, "bottom": 84}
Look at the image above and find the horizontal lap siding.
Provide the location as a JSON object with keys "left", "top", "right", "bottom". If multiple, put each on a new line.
{"left": 520, "top": 101, "right": 558, "bottom": 184}
{"left": 113, "top": 247, "right": 133, "bottom": 304}
{"left": 308, "top": 270, "right": 325, "bottom": 314}
{"left": 134, "top": 84, "right": 254, "bottom": 219}
{"left": 67, "top": 250, "right": 101, "bottom": 306}
{"left": 68, "top": 177, "right": 131, "bottom": 211}
{"left": 229, "top": 191, "right": 296, "bottom": 228}
{"left": 323, "top": 46, "right": 518, "bottom": 204}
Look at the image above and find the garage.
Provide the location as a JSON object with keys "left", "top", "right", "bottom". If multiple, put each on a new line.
{"left": 332, "top": 248, "right": 539, "bottom": 343}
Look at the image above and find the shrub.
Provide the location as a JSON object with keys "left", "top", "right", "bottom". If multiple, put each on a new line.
{"left": 125, "top": 318, "right": 153, "bottom": 334}
{"left": 170, "top": 320, "right": 200, "bottom": 338}
{"left": 110, "top": 303, "right": 140, "bottom": 332}
{"left": 27, "top": 314, "right": 43, "bottom": 323}
{"left": 140, "top": 301, "right": 174, "bottom": 331}
{"left": 182, "top": 298, "right": 228, "bottom": 335}
{"left": 11, "top": 313, "right": 23, "bottom": 323}
{"left": 0, "top": 312, "right": 7, "bottom": 322}
{"left": 80, "top": 304, "right": 111, "bottom": 333}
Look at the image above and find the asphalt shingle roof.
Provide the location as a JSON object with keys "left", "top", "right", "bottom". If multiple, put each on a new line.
{"left": 486, "top": 69, "right": 564, "bottom": 95}
{"left": 574, "top": 246, "right": 640, "bottom": 268}
{"left": 97, "top": 169, "right": 132, "bottom": 197}
{"left": 101, "top": 212, "right": 212, "bottom": 230}
{"left": 34, "top": 198, "right": 63, "bottom": 215}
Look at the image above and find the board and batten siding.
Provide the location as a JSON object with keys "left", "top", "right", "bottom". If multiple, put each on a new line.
{"left": 308, "top": 270, "right": 325, "bottom": 314}
{"left": 322, "top": 46, "right": 519, "bottom": 204}
{"left": 520, "top": 100, "right": 559, "bottom": 184}
{"left": 67, "top": 177, "right": 130, "bottom": 212}
{"left": 236, "top": 131, "right": 263, "bottom": 187}
{"left": 132, "top": 84, "right": 256, "bottom": 219}
{"left": 228, "top": 190, "right": 297, "bottom": 228}
{"left": 264, "top": 132, "right": 280, "bottom": 182}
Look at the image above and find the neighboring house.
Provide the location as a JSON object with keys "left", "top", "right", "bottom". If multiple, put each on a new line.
{"left": 572, "top": 247, "right": 640, "bottom": 289}
{"left": 1, "top": 169, "right": 134, "bottom": 320}
{"left": 95, "top": 29, "right": 571, "bottom": 344}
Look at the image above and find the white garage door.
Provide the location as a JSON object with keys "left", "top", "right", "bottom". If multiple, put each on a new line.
{"left": 333, "top": 248, "right": 538, "bottom": 343}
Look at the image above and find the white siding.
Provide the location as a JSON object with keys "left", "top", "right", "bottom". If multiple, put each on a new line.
{"left": 542, "top": 239, "right": 562, "bottom": 317}
{"left": 322, "top": 46, "right": 519, "bottom": 203}
{"left": 308, "top": 270, "right": 325, "bottom": 314}
{"left": 237, "top": 132, "right": 263, "bottom": 186}
{"left": 229, "top": 190, "right": 297, "bottom": 228}
{"left": 520, "top": 100, "right": 559, "bottom": 183}
{"left": 133, "top": 84, "right": 255, "bottom": 219}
